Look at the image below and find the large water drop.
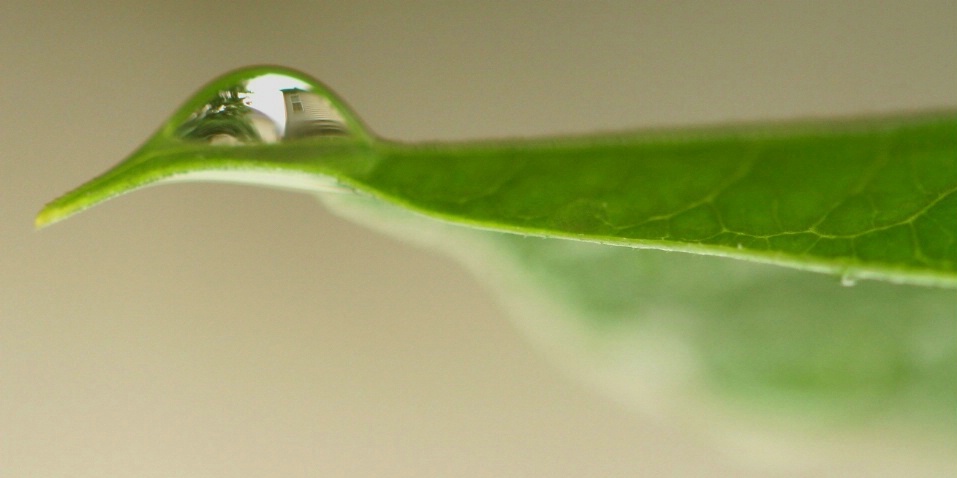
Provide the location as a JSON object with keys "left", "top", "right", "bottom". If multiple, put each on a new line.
{"left": 174, "top": 71, "right": 357, "bottom": 145}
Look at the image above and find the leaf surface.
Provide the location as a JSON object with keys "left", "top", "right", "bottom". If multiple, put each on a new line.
{"left": 36, "top": 67, "right": 957, "bottom": 287}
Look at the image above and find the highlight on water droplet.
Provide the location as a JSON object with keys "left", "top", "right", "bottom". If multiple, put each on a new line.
{"left": 174, "top": 71, "right": 358, "bottom": 145}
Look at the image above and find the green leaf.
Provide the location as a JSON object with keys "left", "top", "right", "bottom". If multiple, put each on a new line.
{"left": 37, "top": 66, "right": 957, "bottom": 288}
{"left": 36, "top": 66, "right": 957, "bottom": 431}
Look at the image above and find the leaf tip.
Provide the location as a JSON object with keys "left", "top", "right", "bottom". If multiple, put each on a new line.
{"left": 34, "top": 208, "right": 56, "bottom": 230}
{"left": 35, "top": 195, "right": 81, "bottom": 230}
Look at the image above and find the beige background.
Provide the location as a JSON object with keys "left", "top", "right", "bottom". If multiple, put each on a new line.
{"left": 3, "top": 1, "right": 956, "bottom": 476}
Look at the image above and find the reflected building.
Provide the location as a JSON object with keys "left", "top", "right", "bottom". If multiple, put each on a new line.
{"left": 281, "top": 88, "right": 350, "bottom": 139}
{"left": 175, "top": 81, "right": 352, "bottom": 144}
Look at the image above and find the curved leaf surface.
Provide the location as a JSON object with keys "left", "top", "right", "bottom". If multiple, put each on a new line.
{"left": 36, "top": 66, "right": 957, "bottom": 287}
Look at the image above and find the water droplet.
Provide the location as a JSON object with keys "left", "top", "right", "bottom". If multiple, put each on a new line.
{"left": 172, "top": 69, "right": 365, "bottom": 145}
{"left": 840, "top": 272, "right": 858, "bottom": 287}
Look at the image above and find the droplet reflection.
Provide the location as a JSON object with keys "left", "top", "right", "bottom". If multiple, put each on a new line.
{"left": 175, "top": 73, "right": 352, "bottom": 144}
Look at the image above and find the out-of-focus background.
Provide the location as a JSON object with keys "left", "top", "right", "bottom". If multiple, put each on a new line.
{"left": 3, "top": 1, "right": 955, "bottom": 476}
